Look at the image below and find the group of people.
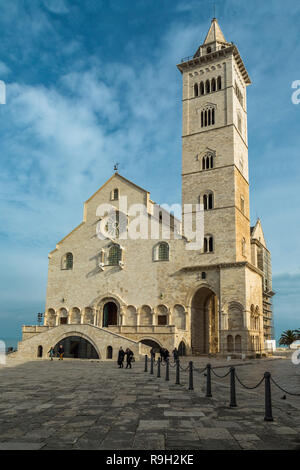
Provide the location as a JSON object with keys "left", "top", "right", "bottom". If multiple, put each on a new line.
{"left": 117, "top": 347, "right": 134, "bottom": 369}
{"left": 48, "top": 345, "right": 64, "bottom": 360}
{"left": 150, "top": 346, "right": 180, "bottom": 363}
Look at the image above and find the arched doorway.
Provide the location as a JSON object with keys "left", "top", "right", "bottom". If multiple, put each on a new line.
{"left": 37, "top": 345, "right": 43, "bottom": 358}
{"left": 107, "top": 346, "right": 113, "bottom": 359}
{"left": 191, "top": 287, "right": 218, "bottom": 355}
{"left": 103, "top": 302, "right": 118, "bottom": 327}
{"left": 178, "top": 341, "right": 186, "bottom": 356}
{"left": 54, "top": 336, "right": 99, "bottom": 359}
{"left": 140, "top": 339, "right": 161, "bottom": 353}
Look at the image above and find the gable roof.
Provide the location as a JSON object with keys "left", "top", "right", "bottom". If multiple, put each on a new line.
{"left": 85, "top": 172, "right": 149, "bottom": 205}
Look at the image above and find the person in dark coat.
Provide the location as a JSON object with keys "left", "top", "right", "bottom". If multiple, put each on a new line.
{"left": 172, "top": 347, "right": 179, "bottom": 363}
{"left": 117, "top": 347, "right": 125, "bottom": 368}
{"left": 163, "top": 349, "right": 170, "bottom": 362}
{"left": 159, "top": 348, "right": 164, "bottom": 362}
{"left": 58, "top": 344, "right": 64, "bottom": 360}
{"left": 125, "top": 348, "right": 134, "bottom": 369}
{"left": 150, "top": 348, "right": 155, "bottom": 361}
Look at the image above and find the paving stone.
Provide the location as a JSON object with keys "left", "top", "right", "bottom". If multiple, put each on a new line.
{"left": 0, "top": 441, "right": 45, "bottom": 450}
{"left": 138, "top": 420, "right": 170, "bottom": 430}
{"left": 196, "top": 427, "right": 234, "bottom": 440}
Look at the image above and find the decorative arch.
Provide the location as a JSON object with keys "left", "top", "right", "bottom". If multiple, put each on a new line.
{"left": 46, "top": 308, "right": 56, "bottom": 327}
{"left": 228, "top": 302, "right": 244, "bottom": 330}
{"left": 235, "top": 335, "right": 242, "bottom": 353}
{"left": 173, "top": 304, "right": 186, "bottom": 330}
{"left": 227, "top": 335, "right": 234, "bottom": 352}
{"left": 124, "top": 305, "right": 137, "bottom": 326}
{"left": 58, "top": 308, "right": 68, "bottom": 325}
{"left": 139, "top": 305, "right": 152, "bottom": 326}
{"left": 71, "top": 307, "right": 81, "bottom": 324}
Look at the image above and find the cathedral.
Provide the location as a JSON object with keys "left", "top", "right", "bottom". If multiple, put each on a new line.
{"left": 17, "top": 18, "right": 274, "bottom": 360}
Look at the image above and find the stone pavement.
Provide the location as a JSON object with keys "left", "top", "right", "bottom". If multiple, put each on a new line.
{"left": 0, "top": 356, "right": 299, "bottom": 450}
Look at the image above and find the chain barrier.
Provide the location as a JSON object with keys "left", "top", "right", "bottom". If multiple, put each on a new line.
{"left": 211, "top": 368, "right": 231, "bottom": 379}
{"left": 235, "top": 372, "right": 265, "bottom": 390}
{"left": 144, "top": 355, "right": 298, "bottom": 422}
{"left": 270, "top": 377, "right": 300, "bottom": 397}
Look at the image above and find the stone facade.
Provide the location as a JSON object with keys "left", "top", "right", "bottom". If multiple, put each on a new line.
{"left": 17, "top": 18, "right": 274, "bottom": 360}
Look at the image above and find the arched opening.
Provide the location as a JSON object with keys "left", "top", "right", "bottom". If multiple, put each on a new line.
{"left": 140, "top": 339, "right": 161, "bottom": 353}
{"left": 178, "top": 341, "right": 186, "bottom": 356}
{"left": 37, "top": 345, "right": 43, "bottom": 358}
{"left": 211, "top": 78, "right": 216, "bottom": 92}
{"left": 54, "top": 336, "right": 99, "bottom": 359}
{"left": 47, "top": 308, "right": 56, "bottom": 327}
{"left": 194, "top": 83, "right": 198, "bottom": 97}
{"left": 191, "top": 287, "right": 218, "bottom": 354}
{"left": 227, "top": 335, "right": 234, "bottom": 352}
{"left": 200, "top": 81, "right": 204, "bottom": 95}
{"left": 103, "top": 302, "right": 118, "bottom": 327}
{"left": 59, "top": 308, "right": 68, "bottom": 325}
{"left": 205, "top": 80, "right": 210, "bottom": 94}
{"left": 235, "top": 335, "right": 242, "bottom": 353}
{"left": 107, "top": 346, "right": 113, "bottom": 359}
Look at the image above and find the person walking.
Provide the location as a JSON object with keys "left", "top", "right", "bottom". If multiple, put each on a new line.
{"left": 58, "top": 344, "right": 64, "bottom": 360}
{"left": 172, "top": 347, "right": 179, "bottom": 363}
{"left": 117, "top": 347, "right": 125, "bottom": 368}
{"left": 125, "top": 348, "right": 134, "bottom": 369}
{"left": 48, "top": 346, "right": 55, "bottom": 361}
{"left": 163, "top": 348, "right": 170, "bottom": 362}
{"left": 159, "top": 348, "right": 164, "bottom": 362}
{"left": 150, "top": 348, "right": 155, "bottom": 361}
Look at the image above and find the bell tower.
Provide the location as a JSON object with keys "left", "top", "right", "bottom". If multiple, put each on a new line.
{"left": 177, "top": 18, "right": 252, "bottom": 264}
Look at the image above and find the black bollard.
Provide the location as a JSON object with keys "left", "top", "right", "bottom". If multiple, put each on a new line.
{"left": 157, "top": 357, "right": 161, "bottom": 378}
{"left": 175, "top": 359, "right": 180, "bottom": 385}
{"left": 166, "top": 358, "right": 170, "bottom": 381}
{"left": 206, "top": 364, "right": 212, "bottom": 397}
{"left": 264, "top": 372, "right": 273, "bottom": 422}
{"left": 188, "top": 361, "right": 194, "bottom": 391}
{"left": 150, "top": 355, "right": 154, "bottom": 375}
{"left": 229, "top": 367, "right": 237, "bottom": 408}
{"left": 144, "top": 354, "right": 148, "bottom": 372}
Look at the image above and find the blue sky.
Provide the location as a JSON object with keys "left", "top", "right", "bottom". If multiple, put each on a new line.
{"left": 0, "top": 0, "right": 299, "bottom": 345}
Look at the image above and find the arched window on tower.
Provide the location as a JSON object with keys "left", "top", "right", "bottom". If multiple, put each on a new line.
{"left": 205, "top": 80, "right": 210, "bottom": 94}
{"left": 194, "top": 83, "right": 199, "bottom": 97}
{"left": 62, "top": 252, "right": 73, "bottom": 270}
{"left": 201, "top": 106, "right": 216, "bottom": 128}
{"left": 200, "top": 82, "right": 204, "bottom": 95}
{"left": 203, "top": 192, "right": 214, "bottom": 210}
{"left": 217, "top": 76, "right": 222, "bottom": 90}
{"left": 204, "top": 235, "right": 214, "bottom": 253}
{"left": 108, "top": 244, "right": 122, "bottom": 266}
{"left": 111, "top": 188, "right": 119, "bottom": 201}
{"left": 154, "top": 242, "right": 170, "bottom": 261}
{"left": 211, "top": 78, "right": 216, "bottom": 92}
{"left": 202, "top": 153, "right": 214, "bottom": 170}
